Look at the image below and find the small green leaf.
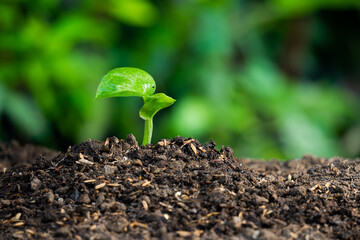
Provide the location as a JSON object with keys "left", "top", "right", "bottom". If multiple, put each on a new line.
{"left": 95, "top": 67, "right": 156, "bottom": 100}
{"left": 140, "top": 93, "right": 176, "bottom": 120}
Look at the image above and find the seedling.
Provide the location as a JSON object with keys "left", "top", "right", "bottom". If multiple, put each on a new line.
{"left": 95, "top": 67, "right": 175, "bottom": 145}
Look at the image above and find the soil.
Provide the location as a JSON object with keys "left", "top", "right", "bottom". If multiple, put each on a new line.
{"left": 1, "top": 135, "right": 360, "bottom": 240}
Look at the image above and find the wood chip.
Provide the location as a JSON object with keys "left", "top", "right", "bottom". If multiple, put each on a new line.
{"left": 181, "top": 139, "right": 195, "bottom": 148}
{"left": 131, "top": 181, "right": 143, "bottom": 187}
{"left": 13, "top": 231, "right": 23, "bottom": 236}
{"left": 177, "top": 202, "right": 189, "bottom": 211}
{"left": 206, "top": 212, "right": 220, "bottom": 218}
{"left": 129, "top": 221, "right": 148, "bottom": 229}
{"left": 198, "top": 146, "right": 206, "bottom": 153}
{"left": 194, "top": 229, "right": 204, "bottom": 237}
{"left": 181, "top": 194, "right": 189, "bottom": 200}
{"left": 110, "top": 212, "right": 124, "bottom": 216}
{"left": 95, "top": 182, "right": 106, "bottom": 190}
{"left": 190, "top": 143, "right": 197, "bottom": 155}
{"left": 309, "top": 184, "right": 320, "bottom": 191}
{"left": 55, "top": 165, "right": 63, "bottom": 171}
{"left": 25, "top": 229, "right": 35, "bottom": 235}
{"left": 131, "top": 180, "right": 151, "bottom": 187}
{"left": 158, "top": 139, "right": 169, "bottom": 147}
{"left": 132, "top": 159, "right": 143, "bottom": 166}
{"left": 183, "top": 139, "right": 195, "bottom": 144}
{"left": 11, "top": 213, "right": 21, "bottom": 222}
{"left": 141, "top": 200, "right": 148, "bottom": 211}
{"left": 177, "top": 231, "right": 192, "bottom": 237}
{"left": 175, "top": 191, "right": 182, "bottom": 201}
{"left": 265, "top": 210, "right": 273, "bottom": 216}
{"left": 104, "top": 137, "right": 109, "bottom": 147}
{"left": 13, "top": 222, "right": 25, "bottom": 227}
{"left": 159, "top": 202, "right": 173, "bottom": 210}
{"left": 84, "top": 179, "right": 96, "bottom": 183}
{"left": 75, "top": 235, "right": 82, "bottom": 240}
{"left": 76, "top": 159, "right": 94, "bottom": 165}
{"left": 220, "top": 203, "right": 234, "bottom": 208}
{"left": 195, "top": 212, "right": 220, "bottom": 224}
{"left": 287, "top": 174, "right": 292, "bottom": 181}
{"left": 107, "top": 183, "right": 120, "bottom": 187}
{"left": 141, "top": 180, "right": 151, "bottom": 187}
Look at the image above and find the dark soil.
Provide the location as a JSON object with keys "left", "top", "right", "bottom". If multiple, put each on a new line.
{"left": 1, "top": 135, "right": 360, "bottom": 240}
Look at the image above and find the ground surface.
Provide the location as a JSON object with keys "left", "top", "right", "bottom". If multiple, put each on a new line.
{"left": 0, "top": 136, "right": 360, "bottom": 240}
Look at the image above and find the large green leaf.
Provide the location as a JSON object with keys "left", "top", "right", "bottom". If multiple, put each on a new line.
{"left": 95, "top": 67, "right": 156, "bottom": 100}
{"left": 140, "top": 93, "right": 176, "bottom": 120}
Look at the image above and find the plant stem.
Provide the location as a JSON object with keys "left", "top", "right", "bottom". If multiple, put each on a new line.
{"left": 142, "top": 118, "right": 153, "bottom": 146}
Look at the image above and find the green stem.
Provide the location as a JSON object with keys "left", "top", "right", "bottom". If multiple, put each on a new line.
{"left": 142, "top": 118, "right": 153, "bottom": 146}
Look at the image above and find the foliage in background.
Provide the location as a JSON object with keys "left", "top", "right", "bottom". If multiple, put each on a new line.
{"left": 0, "top": 0, "right": 359, "bottom": 159}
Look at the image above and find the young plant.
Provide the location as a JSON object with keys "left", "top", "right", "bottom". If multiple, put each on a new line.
{"left": 95, "top": 67, "right": 175, "bottom": 146}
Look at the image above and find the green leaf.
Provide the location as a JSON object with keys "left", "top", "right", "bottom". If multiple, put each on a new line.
{"left": 95, "top": 67, "right": 156, "bottom": 100}
{"left": 140, "top": 93, "right": 176, "bottom": 120}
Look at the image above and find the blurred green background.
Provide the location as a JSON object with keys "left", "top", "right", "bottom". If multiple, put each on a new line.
{"left": 0, "top": 0, "right": 359, "bottom": 160}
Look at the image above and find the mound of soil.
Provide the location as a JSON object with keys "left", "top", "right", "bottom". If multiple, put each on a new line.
{"left": 1, "top": 135, "right": 360, "bottom": 239}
